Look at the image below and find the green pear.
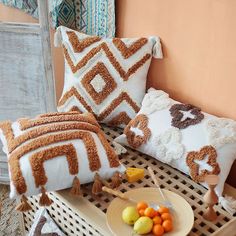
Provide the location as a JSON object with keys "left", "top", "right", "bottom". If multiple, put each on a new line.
{"left": 122, "top": 206, "right": 139, "bottom": 225}
{"left": 133, "top": 216, "right": 153, "bottom": 234}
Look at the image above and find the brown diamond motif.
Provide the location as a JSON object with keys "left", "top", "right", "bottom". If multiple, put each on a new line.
{"left": 81, "top": 62, "right": 117, "bottom": 105}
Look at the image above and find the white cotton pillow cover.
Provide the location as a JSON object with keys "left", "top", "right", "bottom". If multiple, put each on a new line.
{"left": 0, "top": 112, "right": 125, "bottom": 199}
{"left": 54, "top": 26, "right": 163, "bottom": 128}
{"left": 115, "top": 88, "right": 236, "bottom": 214}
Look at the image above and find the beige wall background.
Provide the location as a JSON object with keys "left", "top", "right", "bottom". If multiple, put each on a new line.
{"left": 0, "top": 1, "right": 235, "bottom": 186}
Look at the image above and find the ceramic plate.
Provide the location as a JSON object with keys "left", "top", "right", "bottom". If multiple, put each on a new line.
{"left": 106, "top": 187, "right": 194, "bottom": 236}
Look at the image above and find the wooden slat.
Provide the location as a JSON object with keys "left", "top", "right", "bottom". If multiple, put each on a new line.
{"left": 0, "top": 22, "right": 40, "bottom": 33}
{"left": 53, "top": 191, "right": 110, "bottom": 236}
{"left": 38, "top": 0, "right": 57, "bottom": 113}
{"left": 211, "top": 218, "right": 236, "bottom": 236}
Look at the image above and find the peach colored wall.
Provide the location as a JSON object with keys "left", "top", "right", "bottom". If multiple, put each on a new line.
{"left": 0, "top": 2, "right": 235, "bottom": 186}
{"left": 116, "top": 0, "right": 236, "bottom": 120}
{"left": 116, "top": 0, "right": 236, "bottom": 187}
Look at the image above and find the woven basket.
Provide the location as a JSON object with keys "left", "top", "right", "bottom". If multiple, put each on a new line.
{"left": 22, "top": 125, "right": 236, "bottom": 235}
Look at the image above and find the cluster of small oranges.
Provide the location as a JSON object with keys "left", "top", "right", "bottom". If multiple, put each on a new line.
{"left": 136, "top": 201, "right": 173, "bottom": 236}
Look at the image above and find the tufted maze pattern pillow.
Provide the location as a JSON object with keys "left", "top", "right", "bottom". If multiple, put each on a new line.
{"left": 55, "top": 26, "right": 162, "bottom": 127}
{"left": 115, "top": 88, "right": 236, "bottom": 214}
{"left": 0, "top": 112, "right": 125, "bottom": 210}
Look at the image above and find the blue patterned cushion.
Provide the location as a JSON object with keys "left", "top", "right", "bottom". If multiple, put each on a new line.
{"left": 0, "top": 0, "right": 115, "bottom": 37}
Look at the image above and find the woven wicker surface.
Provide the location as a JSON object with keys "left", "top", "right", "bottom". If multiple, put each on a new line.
{"left": 23, "top": 125, "right": 236, "bottom": 236}
{"left": 0, "top": 185, "right": 23, "bottom": 236}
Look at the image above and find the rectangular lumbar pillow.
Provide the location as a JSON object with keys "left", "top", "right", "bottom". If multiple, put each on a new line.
{"left": 54, "top": 26, "right": 162, "bottom": 127}
{"left": 115, "top": 88, "right": 236, "bottom": 214}
{"left": 0, "top": 112, "right": 125, "bottom": 211}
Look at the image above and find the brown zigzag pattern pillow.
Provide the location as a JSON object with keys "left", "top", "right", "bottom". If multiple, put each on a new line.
{"left": 54, "top": 26, "right": 162, "bottom": 127}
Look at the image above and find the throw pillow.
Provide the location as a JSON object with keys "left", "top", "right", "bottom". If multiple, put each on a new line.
{"left": 54, "top": 26, "right": 163, "bottom": 127}
{"left": 0, "top": 112, "right": 125, "bottom": 211}
{"left": 115, "top": 88, "right": 236, "bottom": 214}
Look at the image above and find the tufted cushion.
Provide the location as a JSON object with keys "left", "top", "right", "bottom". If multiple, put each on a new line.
{"left": 115, "top": 88, "right": 236, "bottom": 201}
{"left": 55, "top": 26, "right": 162, "bottom": 127}
{"left": 0, "top": 112, "right": 125, "bottom": 199}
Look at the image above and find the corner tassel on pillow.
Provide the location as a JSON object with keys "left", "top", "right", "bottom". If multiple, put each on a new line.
{"left": 70, "top": 176, "right": 81, "bottom": 196}
{"left": 219, "top": 195, "right": 236, "bottom": 215}
{"left": 54, "top": 27, "right": 62, "bottom": 47}
{"left": 110, "top": 172, "right": 122, "bottom": 189}
{"left": 39, "top": 186, "right": 52, "bottom": 206}
{"left": 15, "top": 195, "right": 32, "bottom": 212}
{"left": 152, "top": 37, "right": 163, "bottom": 59}
{"left": 92, "top": 173, "right": 103, "bottom": 195}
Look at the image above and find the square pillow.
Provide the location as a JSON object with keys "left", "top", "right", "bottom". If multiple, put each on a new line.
{"left": 0, "top": 112, "right": 125, "bottom": 210}
{"left": 115, "top": 88, "right": 236, "bottom": 214}
{"left": 54, "top": 26, "right": 162, "bottom": 127}
{"left": 28, "top": 208, "right": 65, "bottom": 236}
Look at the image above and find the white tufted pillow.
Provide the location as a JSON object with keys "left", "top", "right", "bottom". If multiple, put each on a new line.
{"left": 55, "top": 26, "right": 162, "bottom": 127}
{"left": 115, "top": 88, "right": 236, "bottom": 214}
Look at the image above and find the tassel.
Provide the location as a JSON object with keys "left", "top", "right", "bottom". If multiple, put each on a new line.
{"left": 110, "top": 172, "right": 122, "bottom": 189}
{"left": 152, "top": 36, "right": 163, "bottom": 59}
{"left": 92, "top": 173, "right": 103, "bottom": 195}
{"left": 101, "top": 179, "right": 110, "bottom": 188}
{"left": 54, "top": 27, "right": 62, "bottom": 47}
{"left": 15, "top": 195, "right": 32, "bottom": 212}
{"left": 219, "top": 195, "right": 236, "bottom": 215}
{"left": 113, "top": 141, "right": 127, "bottom": 155}
{"left": 39, "top": 186, "right": 52, "bottom": 206}
{"left": 70, "top": 176, "right": 81, "bottom": 196}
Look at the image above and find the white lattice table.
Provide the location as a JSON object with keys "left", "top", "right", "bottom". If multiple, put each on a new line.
{"left": 22, "top": 126, "right": 236, "bottom": 236}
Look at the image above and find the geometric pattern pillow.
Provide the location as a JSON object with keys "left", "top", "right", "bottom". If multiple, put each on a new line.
{"left": 54, "top": 26, "right": 163, "bottom": 127}
{"left": 0, "top": 112, "right": 125, "bottom": 208}
{"left": 115, "top": 88, "right": 236, "bottom": 214}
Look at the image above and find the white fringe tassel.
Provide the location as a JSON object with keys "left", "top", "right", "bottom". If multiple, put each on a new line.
{"left": 54, "top": 27, "right": 62, "bottom": 47}
{"left": 152, "top": 36, "right": 163, "bottom": 59}
{"left": 219, "top": 195, "right": 236, "bottom": 215}
{"left": 113, "top": 141, "right": 127, "bottom": 155}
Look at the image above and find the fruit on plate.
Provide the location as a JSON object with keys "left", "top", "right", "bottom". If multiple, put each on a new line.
{"left": 152, "top": 224, "right": 165, "bottom": 236}
{"left": 122, "top": 206, "right": 139, "bottom": 225}
{"left": 138, "top": 209, "right": 145, "bottom": 216}
{"left": 121, "top": 202, "right": 174, "bottom": 235}
{"left": 136, "top": 201, "right": 148, "bottom": 211}
{"left": 144, "top": 207, "right": 156, "bottom": 218}
{"left": 161, "top": 212, "right": 172, "bottom": 221}
{"left": 158, "top": 206, "right": 169, "bottom": 214}
{"left": 162, "top": 219, "right": 173, "bottom": 232}
{"left": 133, "top": 216, "right": 153, "bottom": 234}
{"left": 153, "top": 216, "right": 162, "bottom": 225}
{"left": 126, "top": 167, "right": 144, "bottom": 183}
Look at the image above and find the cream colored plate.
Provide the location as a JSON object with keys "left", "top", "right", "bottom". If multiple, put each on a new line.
{"left": 106, "top": 187, "right": 194, "bottom": 236}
